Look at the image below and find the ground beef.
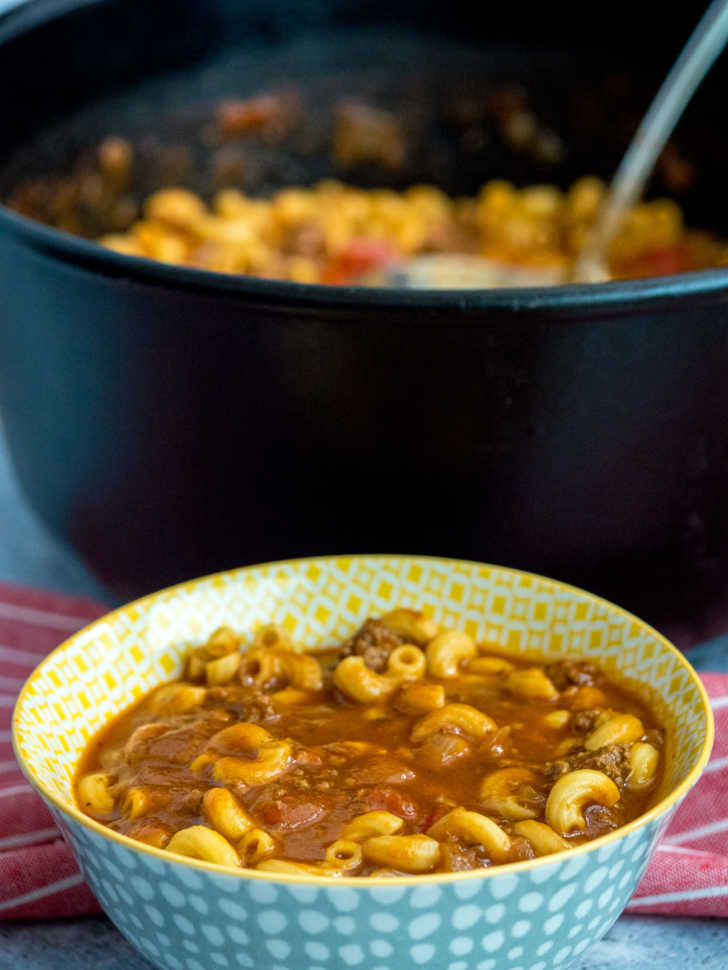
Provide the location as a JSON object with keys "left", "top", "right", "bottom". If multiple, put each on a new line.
{"left": 177, "top": 788, "right": 204, "bottom": 815}
{"left": 438, "top": 840, "right": 489, "bottom": 872}
{"left": 252, "top": 792, "right": 329, "bottom": 833}
{"left": 332, "top": 100, "right": 406, "bottom": 171}
{"left": 543, "top": 758, "right": 572, "bottom": 781}
{"left": 339, "top": 618, "right": 407, "bottom": 672}
{"left": 580, "top": 743, "right": 632, "bottom": 785}
{"left": 545, "top": 743, "right": 631, "bottom": 786}
{"left": 548, "top": 661, "right": 598, "bottom": 691}
{"left": 572, "top": 709, "right": 602, "bottom": 734}
{"left": 204, "top": 685, "right": 278, "bottom": 723}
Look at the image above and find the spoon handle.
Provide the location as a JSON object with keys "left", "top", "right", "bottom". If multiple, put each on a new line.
{"left": 575, "top": 0, "right": 728, "bottom": 281}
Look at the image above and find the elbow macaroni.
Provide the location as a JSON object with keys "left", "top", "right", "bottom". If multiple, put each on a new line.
{"left": 205, "top": 651, "right": 241, "bottom": 685}
{"left": 148, "top": 683, "right": 207, "bottom": 714}
{"left": 627, "top": 742, "right": 659, "bottom": 789}
{"left": 166, "top": 825, "right": 240, "bottom": 867}
{"left": 76, "top": 611, "right": 664, "bottom": 878}
{"left": 386, "top": 644, "right": 427, "bottom": 681}
{"left": 505, "top": 667, "right": 559, "bottom": 701}
{"left": 479, "top": 767, "right": 544, "bottom": 821}
{"left": 428, "top": 807, "right": 512, "bottom": 862}
{"left": 411, "top": 703, "right": 496, "bottom": 742}
{"left": 202, "top": 788, "right": 254, "bottom": 842}
{"left": 238, "top": 828, "right": 276, "bottom": 866}
{"left": 77, "top": 771, "right": 115, "bottom": 816}
{"left": 545, "top": 769, "right": 620, "bottom": 835}
{"left": 242, "top": 646, "right": 323, "bottom": 691}
{"left": 333, "top": 656, "right": 398, "bottom": 703}
{"left": 396, "top": 682, "right": 446, "bottom": 714}
{"left": 341, "top": 811, "right": 404, "bottom": 841}
{"left": 584, "top": 712, "right": 644, "bottom": 751}
{"left": 334, "top": 645, "right": 426, "bottom": 704}
{"left": 513, "top": 820, "right": 570, "bottom": 856}
{"left": 425, "top": 630, "right": 476, "bottom": 677}
{"left": 467, "top": 655, "right": 515, "bottom": 676}
{"left": 362, "top": 834, "right": 441, "bottom": 873}
{"left": 379, "top": 609, "right": 439, "bottom": 645}
{"left": 207, "top": 723, "right": 293, "bottom": 786}
{"left": 324, "top": 840, "right": 363, "bottom": 873}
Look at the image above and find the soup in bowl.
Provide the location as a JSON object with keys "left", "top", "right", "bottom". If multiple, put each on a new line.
{"left": 13, "top": 556, "right": 713, "bottom": 970}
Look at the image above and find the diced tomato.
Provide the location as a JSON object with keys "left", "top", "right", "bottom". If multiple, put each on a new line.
{"left": 620, "top": 244, "right": 690, "bottom": 279}
{"left": 423, "top": 804, "right": 450, "bottom": 831}
{"left": 321, "top": 238, "right": 400, "bottom": 285}
{"left": 359, "top": 785, "right": 420, "bottom": 819}
{"left": 216, "top": 95, "right": 285, "bottom": 136}
{"left": 254, "top": 794, "right": 328, "bottom": 832}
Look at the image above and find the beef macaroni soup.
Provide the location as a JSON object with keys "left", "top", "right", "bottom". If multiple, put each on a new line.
{"left": 75, "top": 611, "right": 664, "bottom": 877}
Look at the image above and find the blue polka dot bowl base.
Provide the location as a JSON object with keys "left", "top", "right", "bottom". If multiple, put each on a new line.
{"left": 13, "top": 556, "right": 713, "bottom": 970}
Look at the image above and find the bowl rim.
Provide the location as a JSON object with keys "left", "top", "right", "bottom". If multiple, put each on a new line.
{"left": 3, "top": 0, "right": 728, "bottom": 316}
{"left": 12, "top": 553, "right": 715, "bottom": 887}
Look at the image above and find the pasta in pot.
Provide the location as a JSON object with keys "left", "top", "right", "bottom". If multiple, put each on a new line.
{"left": 75, "top": 613, "right": 664, "bottom": 876}
{"left": 94, "top": 176, "right": 728, "bottom": 286}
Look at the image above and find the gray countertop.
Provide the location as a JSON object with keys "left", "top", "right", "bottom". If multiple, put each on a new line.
{"left": 0, "top": 426, "right": 725, "bottom": 969}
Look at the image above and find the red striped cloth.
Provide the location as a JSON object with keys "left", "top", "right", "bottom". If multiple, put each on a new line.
{"left": 1, "top": 581, "right": 726, "bottom": 919}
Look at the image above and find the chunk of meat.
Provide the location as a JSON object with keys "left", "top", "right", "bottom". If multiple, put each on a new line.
{"left": 572, "top": 709, "right": 602, "bottom": 734}
{"left": 544, "top": 743, "right": 631, "bottom": 786}
{"left": 357, "top": 785, "right": 420, "bottom": 820}
{"left": 122, "top": 723, "right": 168, "bottom": 762}
{"left": 143, "top": 717, "right": 228, "bottom": 766}
{"left": 438, "top": 839, "right": 488, "bottom": 872}
{"left": 332, "top": 101, "right": 406, "bottom": 171}
{"left": 548, "top": 661, "right": 598, "bottom": 690}
{"left": 417, "top": 733, "right": 471, "bottom": 770}
{"left": 204, "top": 685, "right": 278, "bottom": 723}
{"left": 580, "top": 743, "right": 632, "bottom": 786}
{"left": 253, "top": 793, "right": 328, "bottom": 833}
{"left": 338, "top": 617, "right": 407, "bottom": 672}
{"left": 507, "top": 836, "right": 536, "bottom": 862}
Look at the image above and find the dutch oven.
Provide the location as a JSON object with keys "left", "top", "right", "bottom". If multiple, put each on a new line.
{"left": 1, "top": 0, "right": 728, "bottom": 631}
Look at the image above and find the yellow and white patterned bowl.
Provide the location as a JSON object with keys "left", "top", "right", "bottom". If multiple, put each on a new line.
{"left": 13, "top": 556, "right": 713, "bottom": 970}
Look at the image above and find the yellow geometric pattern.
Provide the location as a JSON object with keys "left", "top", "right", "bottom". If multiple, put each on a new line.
{"left": 14, "top": 555, "right": 712, "bottom": 816}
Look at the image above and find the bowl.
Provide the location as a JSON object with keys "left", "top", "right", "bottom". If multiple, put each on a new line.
{"left": 2, "top": 1, "right": 728, "bottom": 622}
{"left": 13, "top": 555, "right": 713, "bottom": 970}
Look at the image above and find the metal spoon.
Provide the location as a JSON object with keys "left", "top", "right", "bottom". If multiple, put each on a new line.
{"left": 370, "top": 0, "right": 728, "bottom": 289}
{"left": 574, "top": 0, "right": 728, "bottom": 282}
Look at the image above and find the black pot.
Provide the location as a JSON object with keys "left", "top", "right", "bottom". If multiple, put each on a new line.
{"left": 1, "top": 0, "right": 728, "bottom": 630}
